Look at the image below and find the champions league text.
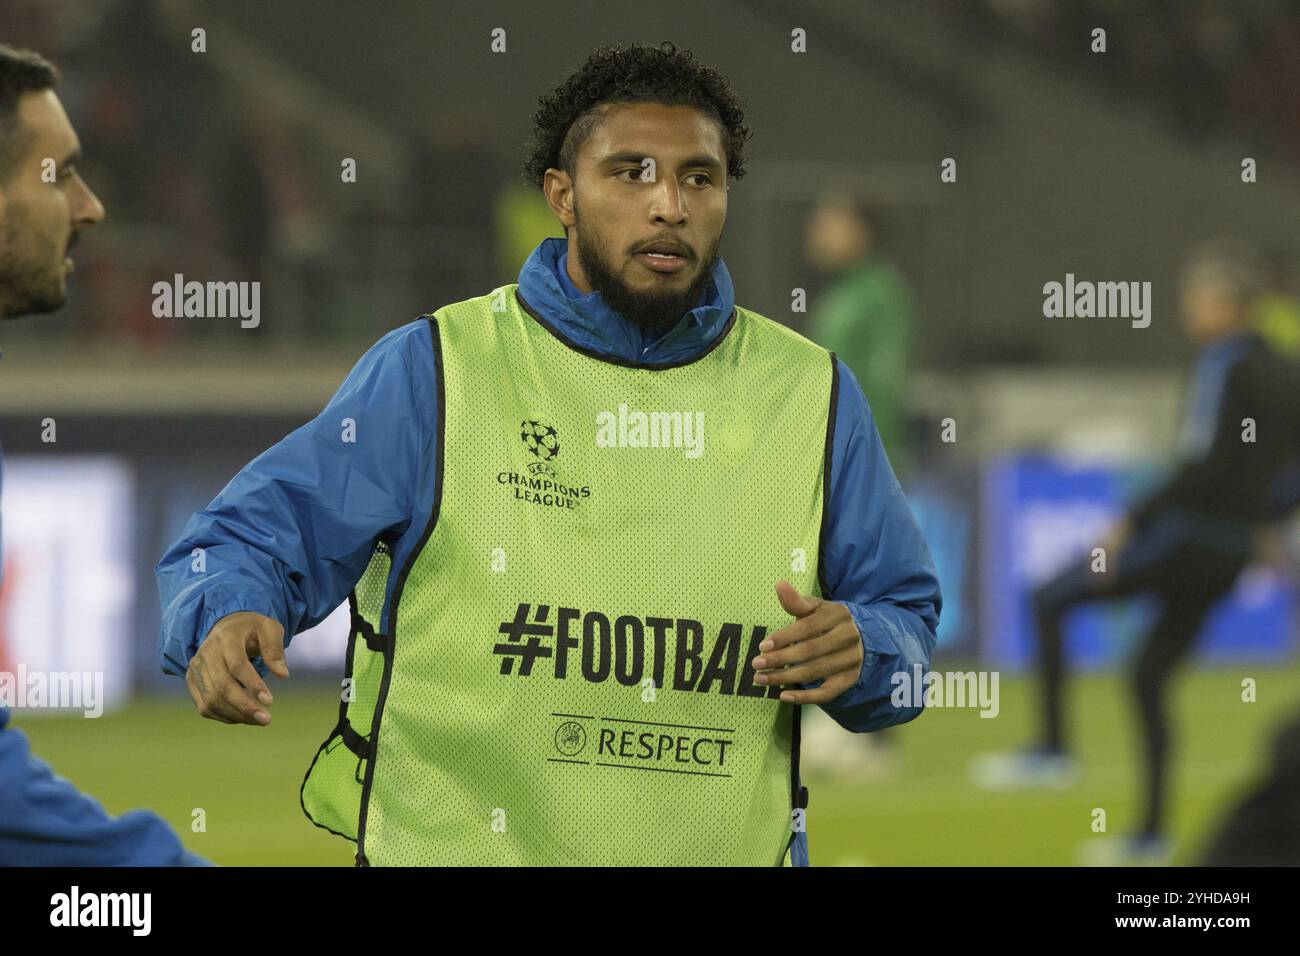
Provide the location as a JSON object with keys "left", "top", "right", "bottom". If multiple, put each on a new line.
{"left": 497, "top": 470, "right": 592, "bottom": 509}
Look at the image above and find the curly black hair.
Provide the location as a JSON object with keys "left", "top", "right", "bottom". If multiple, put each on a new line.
{"left": 522, "top": 41, "right": 752, "bottom": 189}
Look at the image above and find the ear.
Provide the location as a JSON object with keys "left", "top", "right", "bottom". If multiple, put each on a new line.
{"left": 542, "top": 168, "right": 576, "bottom": 230}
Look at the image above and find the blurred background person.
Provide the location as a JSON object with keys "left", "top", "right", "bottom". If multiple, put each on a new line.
{"left": 804, "top": 194, "right": 915, "bottom": 481}
{"left": 1250, "top": 245, "right": 1300, "bottom": 359}
{"left": 800, "top": 194, "right": 919, "bottom": 780}
{"left": 972, "top": 238, "right": 1300, "bottom": 865}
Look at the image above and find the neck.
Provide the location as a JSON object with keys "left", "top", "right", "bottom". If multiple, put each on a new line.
{"left": 565, "top": 235, "right": 592, "bottom": 295}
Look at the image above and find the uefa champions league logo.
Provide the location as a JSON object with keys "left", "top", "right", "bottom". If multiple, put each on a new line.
{"left": 521, "top": 420, "right": 560, "bottom": 461}
{"left": 501, "top": 418, "right": 590, "bottom": 509}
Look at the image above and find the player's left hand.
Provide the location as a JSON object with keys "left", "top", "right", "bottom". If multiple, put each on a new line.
{"left": 750, "top": 580, "right": 864, "bottom": 704}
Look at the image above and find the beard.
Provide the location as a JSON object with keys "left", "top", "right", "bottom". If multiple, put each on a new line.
{"left": 0, "top": 205, "right": 68, "bottom": 320}
{"left": 573, "top": 218, "right": 719, "bottom": 339}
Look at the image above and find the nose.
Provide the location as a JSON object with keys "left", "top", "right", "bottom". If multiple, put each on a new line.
{"left": 72, "top": 173, "right": 106, "bottom": 227}
{"left": 648, "top": 175, "right": 686, "bottom": 226}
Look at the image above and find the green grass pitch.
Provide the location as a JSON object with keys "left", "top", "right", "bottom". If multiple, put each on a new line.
{"left": 15, "top": 661, "right": 1300, "bottom": 866}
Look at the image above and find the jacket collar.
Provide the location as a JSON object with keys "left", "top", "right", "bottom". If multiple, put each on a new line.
{"left": 515, "top": 236, "right": 735, "bottom": 365}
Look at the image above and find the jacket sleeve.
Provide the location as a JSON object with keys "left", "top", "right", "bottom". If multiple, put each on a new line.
{"left": 0, "top": 708, "right": 209, "bottom": 865}
{"left": 808, "top": 358, "right": 942, "bottom": 733}
{"left": 155, "top": 319, "right": 434, "bottom": 676}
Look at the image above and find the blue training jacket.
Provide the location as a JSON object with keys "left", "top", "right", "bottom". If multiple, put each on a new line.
{"left": 0, "top": 444, "right": 208, "bottom": 866}
{"left": 156, "top": 237, "right": 943, "bottom": 866}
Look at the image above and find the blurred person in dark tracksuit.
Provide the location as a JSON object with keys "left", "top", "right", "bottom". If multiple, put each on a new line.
{"left": 972, "top": 238, "right": 1300, "bottom": 865}
{"left": 0, "top": 44, "right": 206, "bottom": 866}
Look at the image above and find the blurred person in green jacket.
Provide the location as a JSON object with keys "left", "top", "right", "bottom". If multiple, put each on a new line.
{"left": 801, "top": 195, "right": 919, "bottom": 782}
{"left": 805, "top": 195, "right": 916, "bottom": 481}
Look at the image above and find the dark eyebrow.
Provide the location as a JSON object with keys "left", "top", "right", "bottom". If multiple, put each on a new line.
{"left": 598, "top": 150, "right": 723, "bottom": 173}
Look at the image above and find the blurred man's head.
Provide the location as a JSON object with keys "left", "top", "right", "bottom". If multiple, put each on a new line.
{"left": 805, "top": 194, "right": 877, "bottom": 274}
{"left": 0, "top": 45, "right": 105, "bottom": 320}
{"left": 524, "top": 42, "right": 750, "bottom": 337}
{"left": 1178, "top": 238, "right": 1265, "bottom": 344}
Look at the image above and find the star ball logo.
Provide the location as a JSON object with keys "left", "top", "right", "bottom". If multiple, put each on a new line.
{"left": 521, "top": 419, "right": 560, "bottom": 461}
{"left": 496, "top": 416, "right": 592, "bottom": 510}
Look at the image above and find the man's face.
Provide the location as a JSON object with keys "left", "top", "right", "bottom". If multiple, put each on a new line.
{"left": 0, "top": 89, "right": 105, "bottom": 320}
{"left": 1179, "top": 274, "right": 1242, "bottom": 344}
{"left": 804, "top": 200, "right": 872, "bottom": 274}
{"left": 545, "top": 102, "right": 728, "bottom": 338}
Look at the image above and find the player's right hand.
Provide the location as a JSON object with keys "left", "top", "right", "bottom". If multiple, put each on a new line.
{"left": 185, "top": 611, "right": 290, "bottom": 726}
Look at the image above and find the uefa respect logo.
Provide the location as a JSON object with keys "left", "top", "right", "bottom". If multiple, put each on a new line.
{"left": 554, "top": 720, "right": 586, "bottom": 755}
{"left": 548, "top": 714, "right": 736, "bottom": 775}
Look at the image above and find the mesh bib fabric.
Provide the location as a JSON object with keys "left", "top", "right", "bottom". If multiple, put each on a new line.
{"left": 303, "top": 285, "right": 836, "bottom": 865}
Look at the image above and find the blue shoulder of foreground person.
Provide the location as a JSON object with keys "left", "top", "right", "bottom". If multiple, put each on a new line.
{"left": 0, "top": 706, "right": 211, "bottom": 866}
